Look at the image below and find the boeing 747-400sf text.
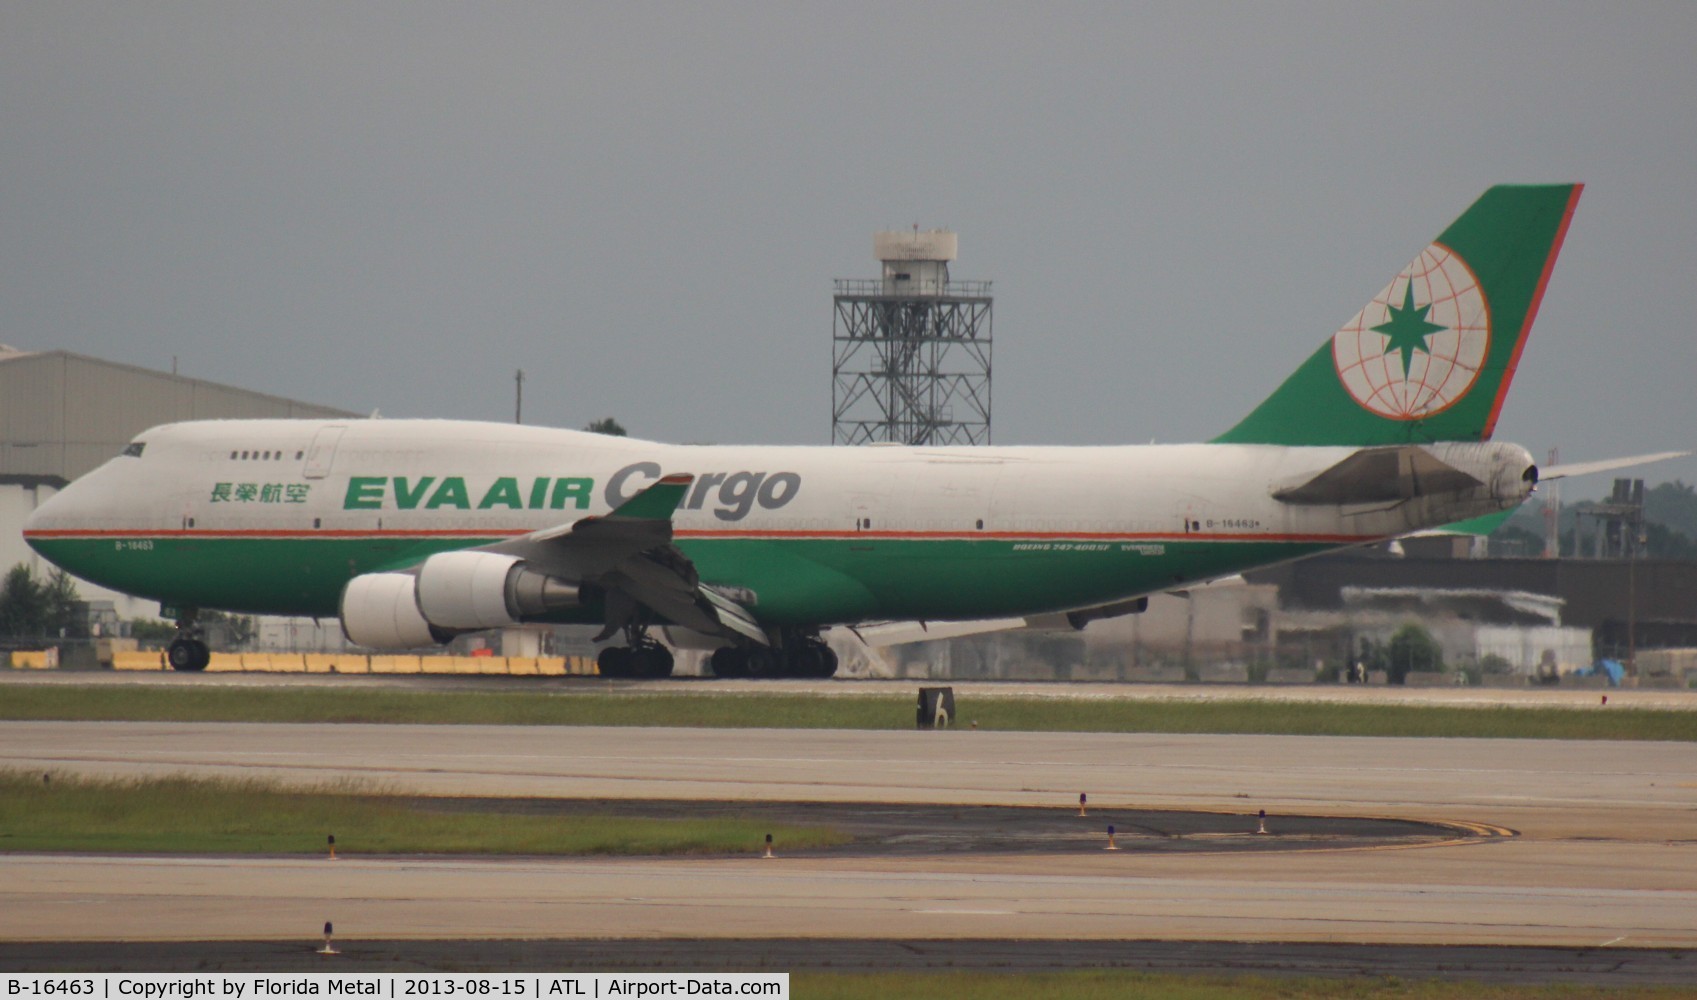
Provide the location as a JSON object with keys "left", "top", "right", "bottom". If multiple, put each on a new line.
{"left": 27, "top": 185, "right": 1591, "bottom": 676}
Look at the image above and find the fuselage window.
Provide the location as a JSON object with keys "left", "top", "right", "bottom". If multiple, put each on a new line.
{"left": 230, "top": 451, "right": 238, "bottom": 460}
{"left": 296, "top": 451, "right": 304, "bottom": 460}
{"left": 241, "top": 451, "right": 250, "bottom": 460}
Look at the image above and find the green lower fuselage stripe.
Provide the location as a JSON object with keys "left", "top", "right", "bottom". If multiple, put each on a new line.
{"left": 30, "top": 535, "right": 1331, "bottom": 625}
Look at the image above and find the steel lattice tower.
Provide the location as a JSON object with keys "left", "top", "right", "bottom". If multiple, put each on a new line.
{"left": 832, "top": 229, "right": 992, "bottom": 445}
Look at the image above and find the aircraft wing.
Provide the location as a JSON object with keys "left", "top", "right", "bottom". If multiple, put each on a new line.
{"left": 486, "top": 473, "right": 768, "bottom": 645}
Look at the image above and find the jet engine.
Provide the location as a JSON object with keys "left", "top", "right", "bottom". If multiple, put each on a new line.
{"left": 339, "top": 550, "right": 582, "bottom": 650}
{"left": 340, "top": 572, "right": 440, "bottom": 649}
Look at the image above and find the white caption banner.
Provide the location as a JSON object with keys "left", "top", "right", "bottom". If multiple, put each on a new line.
{"left": 6, "top": 975, "right": 788, "bottom": 1000}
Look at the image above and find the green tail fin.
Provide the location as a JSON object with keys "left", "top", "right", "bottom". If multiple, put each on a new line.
{"left": 1214, "top": 184, "right": 1582, "bottom": 446}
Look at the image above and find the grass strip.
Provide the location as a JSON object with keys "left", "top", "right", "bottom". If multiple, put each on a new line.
{"left": 792, "top": 970, "right": 1695, "bottom": 1000}
{"left": 2, "top": 684, "right": 1695, "bottom": 740}
{"left": 0, "top": 770, "right": 845, "bottom": 855}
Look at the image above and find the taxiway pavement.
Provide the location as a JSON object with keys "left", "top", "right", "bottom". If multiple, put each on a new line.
{"left": 3, "top": 720, "right": 1694, "bottom": 949}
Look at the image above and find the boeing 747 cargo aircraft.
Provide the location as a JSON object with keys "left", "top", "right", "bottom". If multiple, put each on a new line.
{"left": 26, "top": 185, "right": 1587, "bottom": 677}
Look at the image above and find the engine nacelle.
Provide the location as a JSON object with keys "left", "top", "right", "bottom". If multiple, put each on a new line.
{"left": 415, "top": 550, "right": 581, "bottom": 630}
{"left": 340, "top": 572, "right": 440, "bottom": 649}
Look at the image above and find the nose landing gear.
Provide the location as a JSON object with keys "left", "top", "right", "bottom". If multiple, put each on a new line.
{"left": 165, "top": 609, "right": 211, "bottom": 672}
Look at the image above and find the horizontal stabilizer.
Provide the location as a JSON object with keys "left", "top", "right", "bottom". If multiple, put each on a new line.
{"left": 1273, "top": 446, "right": 1481, "bottom": 506}
{"left": 1539, "top": 450, "right": 1690, "bottom": 481}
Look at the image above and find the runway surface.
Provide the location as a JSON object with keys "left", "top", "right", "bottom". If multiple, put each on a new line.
{"left": 6, "top": 939, "right": 1694, "bottom": 984}
{"left": 4, "top": 720, "right": 1695, "bottom": 956}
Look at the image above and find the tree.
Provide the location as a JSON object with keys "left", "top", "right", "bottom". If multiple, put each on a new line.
{"left": 1386, "top": 623, "right": 1444, "bottom": 684}
{"left": 1646, "top": 521, "right": 1697, "bottom": 561}
{"left": 0, "top": 564, "right": 48, "bottom": 637}
{"left": 42, "top": 569, "right": 81, "bottom": 636}
{"left": 128, "top": 618, "right": 177, "bottom": 643}
{"left": 1645, "top": 480, "right": 1697, "bottom": 541}
{"left": 0, "top": 565, "right": 86, "bottom": 639}
{"left": 584, "top": 417, "right": 627, "bottom": 436}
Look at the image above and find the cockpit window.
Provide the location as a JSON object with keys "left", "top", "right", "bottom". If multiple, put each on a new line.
{"left": 121, "top": 442, "right": 145, "bottom": 458}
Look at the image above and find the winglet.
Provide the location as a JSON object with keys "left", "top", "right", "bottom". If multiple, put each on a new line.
{"left": 607, "top": 473, "right": 695, "bottom": 521}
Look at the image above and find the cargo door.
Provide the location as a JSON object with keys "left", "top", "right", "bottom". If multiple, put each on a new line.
{"left": 302, "top": 425, "right": 347, "bottom": 480}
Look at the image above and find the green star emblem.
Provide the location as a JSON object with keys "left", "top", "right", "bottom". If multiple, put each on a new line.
{"left": 1372, "top": 282, "right": 1447, "bottom": 378}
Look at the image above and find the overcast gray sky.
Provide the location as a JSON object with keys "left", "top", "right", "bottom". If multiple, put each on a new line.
{"left": 4, "top": 3, "right": 1694, "bottom": 492}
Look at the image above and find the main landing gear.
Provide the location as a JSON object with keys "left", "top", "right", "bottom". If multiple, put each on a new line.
{"left": 709, "top": 635, "right": 838, "bottom": 679}
{"left": 165, "top": 609, "right": 211, "bottom": 672}
{"left": 596, "top": 625, "right": 674, "bottom": 679}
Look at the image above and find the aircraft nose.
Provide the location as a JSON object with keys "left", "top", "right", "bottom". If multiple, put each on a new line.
{"left": 22, "top": 485, "right": 70, "bottom": 554}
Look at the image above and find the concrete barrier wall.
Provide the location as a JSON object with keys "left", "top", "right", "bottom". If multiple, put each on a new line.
{"left": 64, "top": 650, "right": 590, "bottom": 675}
{"left": 112, "top": 650, "right": 164, "bottom": 671}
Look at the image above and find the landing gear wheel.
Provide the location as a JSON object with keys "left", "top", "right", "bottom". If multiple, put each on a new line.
{"left": 597, "top": 645, "right": 633, "bottom": 679}
{"left": 599, "top": 643, "right": 672, "bottom": 679}
{"left": 744, "top": 648, "right": 778, "bottom": 678}
{"left": 709, "top": 647, "right": 747, "bottom": 679}
{"left": 805, "top": 645, "right": 839, "bottom": 678}
{"left": 167, "top": 638, "right": 210, "bottom": 672}
{"left": 634, "top": 645, "right": 674, "bottom": 679}
{"left": 787, "top": 646, "right": 821, "bottom": 678}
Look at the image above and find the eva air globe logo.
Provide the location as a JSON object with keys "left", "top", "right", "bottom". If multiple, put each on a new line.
{"left": 1332, "top": 243, "right": 1490, "bottom": 421}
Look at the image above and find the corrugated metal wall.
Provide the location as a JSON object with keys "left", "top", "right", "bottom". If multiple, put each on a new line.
{"left": 0, "top": 352, "right": 356, "bottom": 481}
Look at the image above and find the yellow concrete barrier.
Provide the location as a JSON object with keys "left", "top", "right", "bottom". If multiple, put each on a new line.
{"left": 537, "top": 657, "right": 567, "bottom": 675}
{"left": 369, "top": 654, "right": 421, "bottom": 674}
{"left": 206, "top": 653, "right": 244, "bottom": 672}
{"left": 113, "top": 650, "right": 166, "bottom": 671}
{"left": 264, "top": 653, "right": 308, "bottom": 672}
{"left": 303, "top": 653, "right": 366, "bottom": 674}
{"left": 10, "top": 650, "right": 56, "bottom": 669}
{"left": 507, "top": 657, "right": 539, "bottom": 676}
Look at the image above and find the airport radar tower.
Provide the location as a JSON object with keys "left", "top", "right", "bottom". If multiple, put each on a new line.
{"left": 832, "top": 229, "right": 993, "bottom": 445}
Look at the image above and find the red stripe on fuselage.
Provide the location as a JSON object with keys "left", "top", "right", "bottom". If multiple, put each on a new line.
{"left": 23, "top": 527, "right": 1376, "bottom": 545}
